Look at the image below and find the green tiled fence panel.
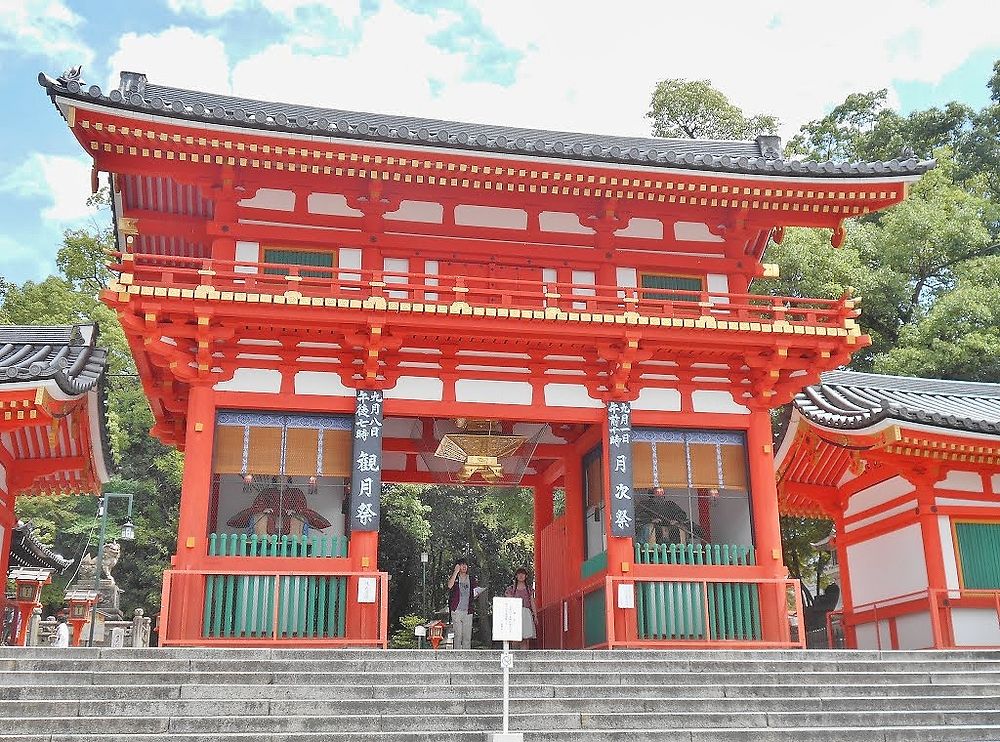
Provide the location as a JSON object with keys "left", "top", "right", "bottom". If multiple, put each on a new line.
{"left": 634, "top": 543, "right": 761, "bottom": 641}
{"left": 955, "top": 522, "right": 1000, "bottom": 589}
{"left": 583, "top": 587, "right": 607, "bottom": 647}
{"left": 202, "top": 573, "right": 348, "bottom": 639}
{"left": 208, "top": 533, "right": 349, "bottom": 558}
{"left": 580, "top": 551, "right": 608, "bottom": 580}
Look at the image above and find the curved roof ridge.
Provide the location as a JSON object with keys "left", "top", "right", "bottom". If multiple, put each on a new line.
{"left": 820, "top": 369, "right": 1000, "bottom": 399}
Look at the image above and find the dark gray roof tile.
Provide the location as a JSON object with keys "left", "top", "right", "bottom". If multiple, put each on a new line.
{"left": 39, "top": 70, "right": 935, "bottom": 179}
{"left": 0, "top": 323, "right": 108, "bottom": 396}
{"left": 794, "top": 370, "right": 1000, "bottom": 436}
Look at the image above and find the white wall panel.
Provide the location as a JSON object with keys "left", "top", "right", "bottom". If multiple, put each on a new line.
{"left": 240, "top": 188, "right": 294, "bottom": 211}
{"left": 455, "top": 205, "right": 527, "bottom": 229}
{"left": 308, "top": 193, "right": 363, "bottom": 216}
{"left": 455, "top": 379, "right": 532, "bottom": 405}
{"left": 385, "top": 200, "right": 443, "bottom": 223}
{"left": 293, "top": 371, "right": 354, "bottom": 397}
{"left": 935, "top": 470, "right": 984, "bottom": 492}
{"left": 895, "top": 611, "right": 934, "bottom": 649}
{"left": 939, "top": 516, "right": 961, "bottom": 591}
{"left": 674, "top": 221, "right": 724, "bottom": 242}
{"left": 235, "top": 241, "right": 259, "bottom": 274}
{"left": 845, "top": 476, "right": 915, "bottom": 517}
{"left": 847, "top": 524, "right": 928, "bottom": 605}
{"left": 544, "top": 383, "right": 603, "bottom": 408}
{"left": 632, "top": 387, "right": 682, "bottom": 412}
{"left": 952, "top": 608, "right": 1000, "bottom": 646}
{"left": 615, "top": 217, "right": 663, "bottom": 239}
{"left": 691, "top": 390, "right": 749, "bottom": 414}
{"left": 538, "top": 211, "right": 594, "bottom": 234}
{"left": 214, "top": 368, "right": 282, "bottom": 393}
{"left": 383, "top": 376, "right": 444, "bottom": 402}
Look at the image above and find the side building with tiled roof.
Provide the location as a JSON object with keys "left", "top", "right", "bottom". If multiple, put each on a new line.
{"left": 775, "top": 370, "right": 1000, "bottom": 650}
{"left": 1, "top": 323, "right": 112, "bottom": 589}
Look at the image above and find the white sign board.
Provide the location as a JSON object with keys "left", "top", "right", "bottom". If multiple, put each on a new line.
{"left": 492, "top": 597, "right": 523, "bottom": 642}
{"left": 357, "top": 576, "right": 378, "bottom": 604}
{"left": 617, "top": 583, "right": 636, "bottom": 609}
{"left": 110, "top": 627, "right": 126, "bottom": 648}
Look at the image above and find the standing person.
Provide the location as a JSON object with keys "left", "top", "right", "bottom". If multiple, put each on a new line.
{"left": 447, "top": 558, "right": 478, "bottom": 650}
{"left": 503, "top": 567, "right": 536, "bottom": 649}
{"left": 54, "top": 616, "right": 70, "bottom": 648}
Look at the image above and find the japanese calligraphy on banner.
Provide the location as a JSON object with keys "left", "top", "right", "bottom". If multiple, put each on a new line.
{"left": 350, "top": 389, "right": 383, "bottom": 532}
{"left": 607, "top": 400, "right": 635, "bottom": 537}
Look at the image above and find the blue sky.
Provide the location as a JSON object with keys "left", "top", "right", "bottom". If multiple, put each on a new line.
{"left": 2, "top": 0, "right": 1000, "bottom": 285}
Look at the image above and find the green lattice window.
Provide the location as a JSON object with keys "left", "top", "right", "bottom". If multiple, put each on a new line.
{"left": 955, "top": 522, "right": 1000, "bottom": 589}
{"left": 640, "top": 273, "right": 702, "bottom": 302}
{"left": 263, "top": 248, "right": 335, "bottom": 278}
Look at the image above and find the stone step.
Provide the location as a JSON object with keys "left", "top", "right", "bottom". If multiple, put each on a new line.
{"left": 7, "top": 657, "right": 1000, "bottom": 674}
{"left": 5, "top": 670, "right": 1000, "bottom": 687}
{"left": 2, "top": 694, "right": 997, "bottom": 718}
{"left": 5, "top": 730, "right": 1000, "bottom": 742}
{"left": 7, "top": 709, "right": 1000, "bottom": 734}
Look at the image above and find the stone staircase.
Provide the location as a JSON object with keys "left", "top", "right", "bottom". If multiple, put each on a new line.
{"left": 1, "top": 647, "right": 999, "bottom": 741}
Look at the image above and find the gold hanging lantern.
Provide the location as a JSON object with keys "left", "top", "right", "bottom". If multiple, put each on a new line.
{"left": 434, "top": 419, "right": 526, "bottom": 483}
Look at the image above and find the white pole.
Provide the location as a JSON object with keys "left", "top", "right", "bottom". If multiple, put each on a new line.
{"left": 502, "top": 639, "right": 510, "bottom": 734}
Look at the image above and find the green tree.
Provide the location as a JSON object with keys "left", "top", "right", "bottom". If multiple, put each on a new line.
{"left": 647, "top": 79, "right": 778, "bottom": 140}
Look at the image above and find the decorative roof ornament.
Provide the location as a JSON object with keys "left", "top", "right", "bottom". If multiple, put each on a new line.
{"left": 433, "top": 419, "right": 526, "bottom": 483}
{"left": 58, "top": 65, "right": 82, "bottom": 85}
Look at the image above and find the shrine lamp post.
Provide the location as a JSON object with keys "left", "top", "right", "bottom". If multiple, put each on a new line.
{"left": 421, "top": 551, "right": 429, "bottom": 619}
{"left": 87, "top": 492, "right": 136, "bottom": 647}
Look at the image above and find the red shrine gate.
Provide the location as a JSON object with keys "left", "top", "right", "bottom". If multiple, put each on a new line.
{"left": 40, "top": 66, "right": 929, "bottom": 648}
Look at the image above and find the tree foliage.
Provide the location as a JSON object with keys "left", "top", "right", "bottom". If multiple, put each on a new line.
{"left": 647, "top": 79, "right": 778, "bottom": 140}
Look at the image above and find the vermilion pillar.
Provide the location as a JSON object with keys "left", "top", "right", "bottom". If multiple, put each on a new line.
{"left": 170, "top": 382, "right": 216, "bottom": 643}
{"left": 746, "top": 408, "right": 789, "bottom": 642}
{"left": 533, "top": 484, "right": 555, "bottom": 596}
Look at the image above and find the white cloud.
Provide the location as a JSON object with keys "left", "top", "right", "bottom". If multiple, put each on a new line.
{"left": 0, "top": 0, "right": 93, "bottom": 66}
{"left": 0, "top": 153, "right": 94, "bottom": 223}
{"left": 106, "top": 26, "right": 230, "bottom": 93}
{"left": 115, "top": 0, "right": 1000, "bottom": 143}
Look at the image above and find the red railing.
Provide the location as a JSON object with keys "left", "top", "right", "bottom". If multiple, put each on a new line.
{"left": 110, "top": 251, "right": 858, "bottom": 332}
{"left": 828, "top": 588, "right": 1000, "bottom": 650}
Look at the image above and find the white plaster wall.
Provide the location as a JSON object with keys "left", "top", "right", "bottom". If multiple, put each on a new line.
{"left": 855, "top": 620, "right": 892, "bottom": 650}
{"left": 384, "top": 257, "right": 409, "bottom": 299}
{"left": 691, "top": 390, "right": 749, "bottom": 414}
{"left": 616, "top": 267, "right": 638, "bottom": 289}
{"left": 674, "top": 222, "right": 724, "bottom": 243}
{"left": 706, "top": 274, "right": 729, "bottom": 304}
{"left": 544, "top": 383, "right": 603, "bottom": 408}
{"left": 571, "top": 269, "right": 595, "bottom": 310}
{"left": 455, "top": 205, "right": 527, "bottom": 229}
{"left": 539, "top": 211, "right": 594, "bottom": 234}
{"left": 338, "top": 247, "right": 362, "bottom": 285}
{"left": 424, "top": 259, "right": 439, "bottom": 301}
{"left": 632, "top": 387, "right": 682, "bottom": 412}
{"left": 952, "top": 607, "right": 1000, "bottom": 646}
{"left": 214, "top": 368, "right": 282, "bottom": 393}
{"left": 293, "top": 371, "right": 354, "bottom": 397}
{"left": 939, "top": 516, "right": 961, "bottom": 591}
{"left": 455, "top": 379, "right": 532, "bottom": 405}
{"left": 847, "top": 524, "right": 928, "bottom": 606}
{"left": 845, "top": 476, "right": 915, "bottom": 517}
{"left": 383, "top": 376, "right": 444, "bottom": 401}
{"left": 935, "top": 470, "right": 984, "bottom": 492}
{"left": 615, "top": 217, "right": 663, "bottom": 239}
{"left": 844, "top": 500, "right": 917, "bottom": 533}
{"left": 993, "top": 473, "right": 1000, "bottom": 494}
{"left": 240, "top": 188, "right": 294, "bottom": 211}
{"left": 235, "top": 241, "right": 259, "bottom": 274}
{"left": 895, "top": 611, "right": 935, "bottom": 649}
{"left": 308, "top": 193, "right": 363, "bottom": 216}
{"left": 385, "top": 200, "right": 443, "bottom": 223}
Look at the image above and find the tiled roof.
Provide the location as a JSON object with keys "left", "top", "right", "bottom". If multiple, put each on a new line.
{"left": 0, "top": 324, "right": 108, "bottom": 396}
{"left": 9, "top": 521, "right": 72, "bottom": 573}
{"left": 39, "top": 68, "right": 935, "bottom": 179}
{"left": 794, "top": 370, "right": 1000, "bottom": 436}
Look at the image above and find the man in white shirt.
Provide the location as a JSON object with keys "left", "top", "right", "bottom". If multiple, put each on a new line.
{"left": 54, "top": 616, "right": 70, "bottom": 648}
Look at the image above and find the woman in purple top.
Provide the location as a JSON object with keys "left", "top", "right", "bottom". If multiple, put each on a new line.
{"left": 503, "top": 567, "right": 536, "bottom": 649}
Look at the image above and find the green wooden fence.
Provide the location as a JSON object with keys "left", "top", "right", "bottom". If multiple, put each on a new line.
{"left": 634, "top": 543, "right": 761, "bottom": 642}
{"left": 208, "top": 532, "right": 349, "bottom": 558}
{"left": 202, "top": 533, "right": 350, "bottom": 639}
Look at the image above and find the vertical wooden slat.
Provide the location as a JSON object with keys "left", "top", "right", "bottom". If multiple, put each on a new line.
{"left": 337, "top": 576, "right": 347, "bottom": 637}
